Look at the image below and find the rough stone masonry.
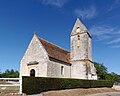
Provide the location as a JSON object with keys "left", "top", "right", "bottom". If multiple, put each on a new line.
{"left": 20, "top": 18, "right": 97, "bottom": 80}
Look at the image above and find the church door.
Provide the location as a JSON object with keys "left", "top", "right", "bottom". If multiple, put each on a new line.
{"left": 30, "top": 69, "right": 35, "bottom": 77}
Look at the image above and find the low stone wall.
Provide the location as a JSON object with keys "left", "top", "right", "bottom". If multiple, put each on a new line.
{"left": 112, "top": 85, "right": 120, "bottom": 90}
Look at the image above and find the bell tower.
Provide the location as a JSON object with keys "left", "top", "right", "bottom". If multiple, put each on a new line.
{"left": 70, "top": 18, "right": 92, "bottom": 61}
{"left": 70, "top": 18, "right": 97, "bottom": 79}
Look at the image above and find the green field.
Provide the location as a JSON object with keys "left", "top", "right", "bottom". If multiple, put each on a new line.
{"left": 0, "top": 81, "right": 9, "bottom": 84}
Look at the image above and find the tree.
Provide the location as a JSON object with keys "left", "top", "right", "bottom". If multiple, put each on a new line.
{"left": 0, "top": 69, "right": 1, "bottom": 78}
{"left": 1, "top": 69, "right": 19, "bottom": 78}
{"left": 94, "top": 62, "right": 120, "bottom": 82}
{"left": 110, "top": 72, "right": 120, "bottom": 82}
{"left": 94, "top": 62, "right": 108, "bottom": 80}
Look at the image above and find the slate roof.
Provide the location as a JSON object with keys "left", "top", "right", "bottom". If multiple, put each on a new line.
{"left": 38, "top": 37, "right": 70, "bottom": 63}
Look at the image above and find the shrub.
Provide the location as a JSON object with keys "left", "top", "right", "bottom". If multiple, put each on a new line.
{"left": 22, "top": 76, "right": 114, "bottom": 95}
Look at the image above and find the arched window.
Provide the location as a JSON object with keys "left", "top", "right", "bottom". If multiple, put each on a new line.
{"left": 61, "top": 66, "right": 64, "bottom": 75}
{"left": 76, "top": 27, "right": 80, "bottom": 33}
{"left": 30, "top": 69, "right": 35, "bottom": 77}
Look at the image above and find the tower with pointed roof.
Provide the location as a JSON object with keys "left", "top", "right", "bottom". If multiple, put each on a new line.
{"left": 20, "top": 18, "right": 97, "bottom": 83}
{"left": 70, "top": 18, "right": 97, "bottom": 79}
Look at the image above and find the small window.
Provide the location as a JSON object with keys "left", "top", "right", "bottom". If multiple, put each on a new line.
{"left": 76, "top": 27, "right": 80, "bottom": 33}
{"left": 77, "top": 35, "right": 80, "bottom": 48}
{"left": 61, "top": 66, "right": 64, "bottom": 75}
{"left": 30, "top": 69, "right": 35, "bottom": 77}
{"left": 78, "top": 35, "right": 80, "bottom": 40}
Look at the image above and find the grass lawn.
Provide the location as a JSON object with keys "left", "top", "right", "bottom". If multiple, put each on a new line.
{"left": 0, "top": 81, "right": 9, "bottom": 84}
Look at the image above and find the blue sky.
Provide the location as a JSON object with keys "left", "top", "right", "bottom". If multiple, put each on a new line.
{"left": 0, "top": 0, "right": 120, "bottom": 74}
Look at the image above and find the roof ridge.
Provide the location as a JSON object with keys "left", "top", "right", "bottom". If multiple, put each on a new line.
{"left": 37, "top": 36, "right": 70, "bottom": 53}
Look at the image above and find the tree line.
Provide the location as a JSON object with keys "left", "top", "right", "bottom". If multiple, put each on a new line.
{"left": 94, "top": 62, "right": 120, "bottom": 82}
{"left": 0, "top": 69, "right": 19, "bottom": 78}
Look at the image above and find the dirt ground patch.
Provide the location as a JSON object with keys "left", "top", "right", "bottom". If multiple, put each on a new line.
{"left": 0, "top": 86, "right": 20, "bottom": 96}
{"left": 0, "top": 87, "right": 120, "bottom": 96}
{"left": 42, "top": 88, "right": 120, "bottom": 96}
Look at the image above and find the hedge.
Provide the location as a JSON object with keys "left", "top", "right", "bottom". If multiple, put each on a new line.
{"left": 22, "top": 76, "right": 114, "bottom": 95}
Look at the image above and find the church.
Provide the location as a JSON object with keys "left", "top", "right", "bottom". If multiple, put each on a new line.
{"left": 20, "top": 18, "right": 97, "bottom": 80}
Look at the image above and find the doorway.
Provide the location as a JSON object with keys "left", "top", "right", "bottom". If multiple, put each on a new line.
{"left": 30, "top": 69, "right": 35, "bottom": 77}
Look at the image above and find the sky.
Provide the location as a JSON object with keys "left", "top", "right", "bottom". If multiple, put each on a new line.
{"left": 0, "top": 0, "right": 120, "bottom": 75}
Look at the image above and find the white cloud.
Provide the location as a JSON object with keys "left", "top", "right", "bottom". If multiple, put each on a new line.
{"left": 90, "top": 25, "right": 114, "bottom": 38}
{"left": 108, "top": 6, "right": 114, "bottom": 12}
{"left": 74, "top": 6, "right": 96, "bottom": 20}
{"left": 108, "top": 0, "right": 120, "bottom": 12}
{"left": 107, "top": 38, "right": 120, "bottom": 44}
{"left": 111, "top": 45, "right": 120, "bottom": 48}
{"left": 90, "top": 24, "right": 120, "bottom": 48}
{"left": 41, "top": 0, "right": 68, "bottom": 8}
{"left": 115, "top": 0, "right": 120, "bottom": 4}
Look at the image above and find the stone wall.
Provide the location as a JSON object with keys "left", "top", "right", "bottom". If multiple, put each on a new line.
{"left": 70, "top": 32, "right": 89, "bottom": 79}
{"left": 47, "top": 57, "right": 71, "bottom": 78}
{"left": 70, "top": 33, "right": 90, "bottom": 61}
{"left": 88, "top": 37, "right": 92, "bottom": 61}
{"left": 20, "top": 34, "right": 48, "bottom": 77}
{"left": 71, "top": 61, "right": 87, "bottom": 79}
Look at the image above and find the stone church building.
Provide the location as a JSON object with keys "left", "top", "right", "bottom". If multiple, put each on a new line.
{"left": 20, "top": 18, "right": 97, "bottom": 80}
